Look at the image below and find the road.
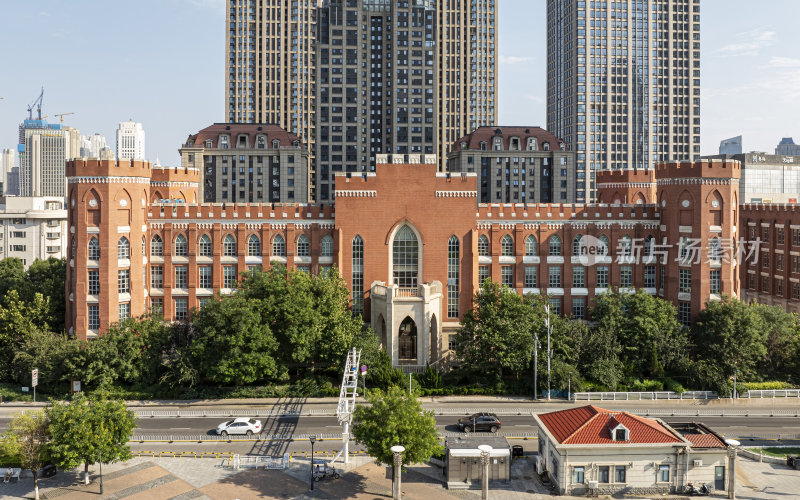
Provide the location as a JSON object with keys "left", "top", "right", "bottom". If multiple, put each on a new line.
{"left": 2, "top": 412, "right": 794, "bottom": 440}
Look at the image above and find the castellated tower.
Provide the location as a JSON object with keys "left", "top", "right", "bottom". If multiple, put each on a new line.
{"left": 150, "top": 165, "right": 200, "bottom": 204}
{"left": 65, "top": 159, "right": 151, "bottom": 339}
{"left": 656, "top": 159, "right": 741, "bottom": 321}
{"left": 595, "top": 169, "right": 657, "bottom": 205}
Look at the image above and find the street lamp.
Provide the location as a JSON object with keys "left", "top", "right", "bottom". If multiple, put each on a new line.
{"left": 545, "top": 303, "right": 552, "bottom": 400}
{"left": 725, "top": 439, "right": 740, "bottom": 500}
{"left": 478, "top": 444, "right": 492, "bottom": 500}
{"left": 391, "top": 445, "right": 405, "bottom": 500}
{"left": 309, "top": 435, "right": 317, "bottom": 490}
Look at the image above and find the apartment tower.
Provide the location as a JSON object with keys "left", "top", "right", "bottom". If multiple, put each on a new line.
{"left": 225, "top": 0, "right": 319, "bottom": 146}
{"left": 227, "top": 0, "right": 497, "bottom": 203}
{"left": 18, "top": 118, "right": 68, "bottom": 197}
{"left": 546, "top": 0, "right": 700, "bottom": 201}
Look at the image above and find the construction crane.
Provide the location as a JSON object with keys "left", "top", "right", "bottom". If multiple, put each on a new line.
{"left": 55, "top": 112, "right": 75, "bottom": 124}
{"left": 27, "top": 87, "right": 44, "bottom": 120}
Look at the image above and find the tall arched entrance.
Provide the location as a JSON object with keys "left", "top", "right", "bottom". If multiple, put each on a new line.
{"left": 398, "top": 316, "right": 417, "bottom": 363}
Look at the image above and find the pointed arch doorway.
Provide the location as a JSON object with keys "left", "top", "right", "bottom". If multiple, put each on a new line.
{"left": 398, "top": 316, "right": 417, "bottom": 363}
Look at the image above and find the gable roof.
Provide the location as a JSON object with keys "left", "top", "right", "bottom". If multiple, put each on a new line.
{"left": 538, "top": 405, "right": 683, "bottom": 445}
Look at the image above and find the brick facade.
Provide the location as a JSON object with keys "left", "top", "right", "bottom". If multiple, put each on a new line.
{"left": 67, "top": 156, "right": 743, "bottom": 367}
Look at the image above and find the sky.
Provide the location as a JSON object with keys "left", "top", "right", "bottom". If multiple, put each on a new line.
{"left": 1, "top": 0, "right": 800, "bottom": 168}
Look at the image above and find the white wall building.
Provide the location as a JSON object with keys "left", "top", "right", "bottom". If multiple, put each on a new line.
{"left": 0, "top": 196, "right": 68, "bottom": 267}
{"left": 80, "top": 133, "right": 110, "bottom": 159}
{"left": 116, "top": 120, "right": 145, "bottom": 160}
{"left": 534, "top": 405, "right": 731, "bottom": 496}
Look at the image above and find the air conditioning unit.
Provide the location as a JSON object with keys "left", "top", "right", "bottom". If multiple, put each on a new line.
{"left": 588, "top": 480, "right": 599, "bottom": 489}
{"left": 535, "top": 457, "right": 543, "bottom": 474}
{"left": 693, "top": 459, "right": 703, "bottom": 466}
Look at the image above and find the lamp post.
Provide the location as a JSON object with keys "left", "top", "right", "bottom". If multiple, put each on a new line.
{"left": 545, "top": 303, "right": 552, "bottom": 401}
{"left": 725, "top": 439, "right": 740, "bottom": 500}
{"left": 309, "top": 435, "right": 317, "bottom": 490}
{"left": 391, "top": 445, "right": 405, "bottom": 500}
{"left": 478, "top": 444, "right": 493, "bottom": 500}
{"left": 98, "top": 449, "right": 104, "bottom": 495}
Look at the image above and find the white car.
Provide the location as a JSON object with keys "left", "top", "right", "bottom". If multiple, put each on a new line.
{"left": 216, "top": 417, "right": 262, "bottom": 436}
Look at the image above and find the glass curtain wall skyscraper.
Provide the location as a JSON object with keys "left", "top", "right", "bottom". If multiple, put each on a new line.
{"left": 547, "top": 0, "right": 700, "bottom": 201}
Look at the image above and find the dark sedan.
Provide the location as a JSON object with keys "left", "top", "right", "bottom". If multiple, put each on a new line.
{"left": 457, "top": 412, "right": 501, "bottom": 433}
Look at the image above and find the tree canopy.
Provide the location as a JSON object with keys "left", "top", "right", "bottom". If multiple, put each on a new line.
{"left": 352, "top": 386, "right": 442, "bottom": 467}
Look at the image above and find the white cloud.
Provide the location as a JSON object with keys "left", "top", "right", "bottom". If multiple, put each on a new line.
{"left": 500, "top": 55, "right": 536, "bottom": 65}
{"left": 715, "top": 27, "right": 777, "bottom": 57}
{"left": 762, "top": 56, "right": 800, "bottom": 69}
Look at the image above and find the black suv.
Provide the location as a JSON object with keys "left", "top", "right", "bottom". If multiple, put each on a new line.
{"left": 457, "top": 412, "right": 501, "bottom": 433}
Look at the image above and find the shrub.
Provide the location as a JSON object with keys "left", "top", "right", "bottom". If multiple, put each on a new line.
{"left": 738, "top": 381, "right": 795, "bottom": 392}
{"left": 664, "top": 378, "right": 686, "bottom": 394}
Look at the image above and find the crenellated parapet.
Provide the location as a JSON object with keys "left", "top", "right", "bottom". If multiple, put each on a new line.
{"left": 66, "top": 158, "right": 151, "bottom": 179}
{"left": 655, "top": 159, "right": 741, "bottom": 183}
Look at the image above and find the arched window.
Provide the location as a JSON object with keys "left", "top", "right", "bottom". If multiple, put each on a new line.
{"left": 297, "top": 235, "right": 310, "bottom": 256}
{"left": 710, "top": 237, "right": 722, "bottom": 261}
{"left": 598, "top": 235, "right": 609, "bottom": 256}
{"left": 118, "top": 236, "right": 130, "bottom": 259}
{"left": 619, "top": 236, "right": 632, "bottom": 256}
{"left": 573, "top": 235, "right": 584, "bottom": 255}
{"left": 500, "top": 235, "right": 514, "bottom": 256}
{"left": 272, "top": 234, "right": 286, "bottom": 256}
{"left": 549, "top": 235, "right": 562, "bottom": 256}
{"left": 151, "top": 235, "right": 163, "bottom": 256}
{"left": 321, "top": 235, "right": 334, "bottom": 257}
{"left": 247, "top": 235, "right": 261, "bottom": 256}
{"left": 142, "top": 236, "right": 146, "bottom": 256}
{"left": 71, "top": 237, "right": 76, "bottom": 258}
{"left": 88, "top": 237, "right": 100, "bottom": 260}
{"left": 525, "top": 235, "right": 538, "bottom": 256}
{"left": 198, "top": 234, "right": 212, "bottom": 256}
{"left": 447, "top": 236, "right": 460, "bottom": 318}
{"left": 393, "top": 225, "right": 419, "bottom": 288}
{"left": 174, "top": 235, "right": 188, "bottom": 256}
{"left": 478, "top": 235, "right": 490, "bottom": 257}
{"left": 223, "top": 234, "right": 237, "bottom": 256}
{"left": 352, "top": 236, "right": 364, "bottom": 315}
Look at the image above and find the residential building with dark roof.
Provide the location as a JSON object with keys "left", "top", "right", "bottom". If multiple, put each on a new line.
{"left": 180, "top": 124, "right": 309, "bottom": 204}
{"left": 446, "top": 127, "right": 578, "bottom": 204}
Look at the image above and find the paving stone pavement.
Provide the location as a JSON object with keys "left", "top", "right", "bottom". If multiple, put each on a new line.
{"left": 1, "top": 454, "right": 796, "bottom": 499}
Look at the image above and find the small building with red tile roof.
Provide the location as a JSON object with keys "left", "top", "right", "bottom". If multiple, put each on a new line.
{"left": 533, "top": 405, "right": 731, "bottom": 496}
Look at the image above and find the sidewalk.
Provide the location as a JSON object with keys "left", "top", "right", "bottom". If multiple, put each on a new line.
{"left": 3, "top": 394, "right": 800, "bottom": 409}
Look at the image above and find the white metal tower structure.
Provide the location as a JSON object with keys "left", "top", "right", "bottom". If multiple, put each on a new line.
{"left": 331, "top": 347, "right": 361, "bottom": 465}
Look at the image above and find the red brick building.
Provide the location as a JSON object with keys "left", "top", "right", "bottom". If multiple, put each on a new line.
{"left": 66, "top": 155, "right": 742, "bottom": 368}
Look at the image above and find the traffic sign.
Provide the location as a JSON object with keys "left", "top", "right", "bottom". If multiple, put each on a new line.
{"left": 361, "top": 365, "right": 367, "bottom": 376}
{"left": 31, "top": 369, "right": 38, "bottom": 388}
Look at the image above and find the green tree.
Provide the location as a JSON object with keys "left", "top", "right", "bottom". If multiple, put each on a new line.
{"left": 47, "top": 394, "right": 136, "bottom": 485}
{"left": 591, "top": 290, "right": 687, "bottom": 379}
{"left": 455, "top": 281, "right": 544, "bottom": 378}
{"left": 25, "top": 258, "right": 67, "bottom": 333}
{"left": 11, "top": 328, "right": 73, "bottom": 391}
{"left": 0, "top": 257, "right": 26, "bottom": 300}
{"left": 692, "top": 296, "right": 768, "bottom": 383}
{"left": 754, "top": 304, "right": 800, "bottom": 382}
{"left": 310, "top": 267, "right": 365, "bottom": 366}
{"left": 190, "top": 294, "right": 281, "bottom": 384}
{"left": 352, "top": 386, "right": 442, "bottom": 466}
{"left": 0, "top": 410, "right": 50, "bottom": 499}
{"left": 0, "top": 290, "right": 52, "bottom": 382}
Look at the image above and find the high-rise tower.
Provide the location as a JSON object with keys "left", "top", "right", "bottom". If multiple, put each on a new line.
{"left": 227, "top": 0, "right": 497, "bottom": 203}
{"left": 547, "top": 0, "right": 700, "bottom": 202}
{"left": 116, "top": 120, "right": 146, "bottom": 160}
{"left": 18, "top": 118, "right": 68, "bottom": 197}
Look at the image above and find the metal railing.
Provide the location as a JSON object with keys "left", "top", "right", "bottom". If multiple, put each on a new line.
{"left": 745, "top": 389, "right": 800, "bottom": 398}
{"left": 572, "top": 391, "right": 717, "bottom": 401}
